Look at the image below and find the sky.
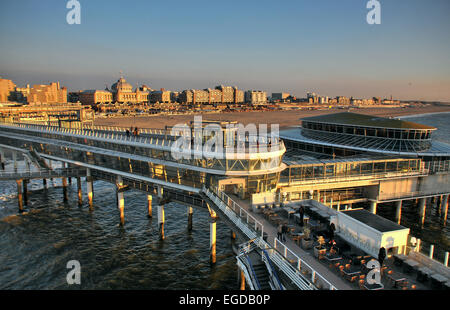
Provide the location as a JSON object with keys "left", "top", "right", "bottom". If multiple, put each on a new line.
{"left": 1, "top": 0, "right": 450, "bottom": 101}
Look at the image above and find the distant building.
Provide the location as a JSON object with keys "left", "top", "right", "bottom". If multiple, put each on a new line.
{"left": 110, "top": 76, "right": 149, "bottom": 104}
{"left": 245, "top": 90, "right": 267, "bottom": 104}
{"left": 150, "top": 89, "right": 171, "bottom": 103}
{"left": 27, "top": 82, "right": 68, "bottom": 104}
{"left": 272, "top": 92, "right": 291, "bottom": 101}
{"left": 79, "top": 90, "right": 113, "bottom": 105}
{"left": 0, "top": 78, "right": 17, "bottom": 102}
{"left": 179, "top": 86, "right": 244, "bottom": 105}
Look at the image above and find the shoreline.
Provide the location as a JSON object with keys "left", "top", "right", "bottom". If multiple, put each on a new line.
{"left": 94, "top": 105, "right": 450, "bottom": 130}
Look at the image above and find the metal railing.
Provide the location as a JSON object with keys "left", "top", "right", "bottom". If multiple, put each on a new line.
{"left": 273, "top": 238, "right": 336, "bottom": 290}
{"left": 0, "top": 168, "right": 86, "bottom": 179}
{"left": 1, "top": 122, "right": 284, "bottom": 154}
{"left": 204, "top": 186, "right": 264, "bottom": 238}
{"left": 282, "top": 169, "right": 428, "bottom": 186}
{"left": 203, "top": 186, "right": 264, "bottom": 240}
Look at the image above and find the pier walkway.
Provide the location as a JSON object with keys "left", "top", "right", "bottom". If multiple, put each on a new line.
{"left": 223, "top": 192, "right": 354, "bottom": 290}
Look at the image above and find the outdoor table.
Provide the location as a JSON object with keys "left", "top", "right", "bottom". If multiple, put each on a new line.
{"left": 364, "top": 282, "right": 384, "bottom": 290}
{"left": 342, "top": 266, "right": 361, "bottom": 282}
{"left": 393, "top": 254, "right": 407, "bottom": 266}
{"left": 403, "top": 259, "right": 419, "bottom": 274}
{"left": 324, "top": 253, "right": 342, "bottom": 263}
{"left": 291, "top": 232, "right": 304, "bottom": 245}
{"left": 430, "top": 273, "right": 447, "bottom": 289}
{"left": 417, "top": 267, "right": 433, "bottom": 283}
{"left": 284, "top": 207, "right": 296, "bottom": 222}
{"left": 294, "top": 214, "right": 310, "bottom": 226}
{"left": 386, "top": 272, "right": 407, "bottom": 288}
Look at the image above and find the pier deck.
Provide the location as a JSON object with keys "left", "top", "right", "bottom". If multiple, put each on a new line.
{"left": 228, "top": 194, "right": 354, "bottom": 290}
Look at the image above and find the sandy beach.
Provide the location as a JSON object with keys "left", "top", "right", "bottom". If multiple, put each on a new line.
{"left": 94, "top": 104, "right": 450, "bottom": 130}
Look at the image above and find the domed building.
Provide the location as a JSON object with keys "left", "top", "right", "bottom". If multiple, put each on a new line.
{"left": 110, "top": 76, "right": 149, "bottom": 104}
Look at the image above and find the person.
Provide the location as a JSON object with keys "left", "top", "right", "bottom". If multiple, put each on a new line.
{"left": 298, "top": 206, "right": 305, "bottom": 227}
{"left": 277, "top": 223, "right": 283, "bottom": 241}
{"left": 125, "top": 129, "right": 130, "bottom": 137}
{"left": 378, "top": 247, "right": 386, "bottom": 266}
{"left": 328, "top": 223, "right": 336, "bottom": 240}
{"left": 281, "top": 223, "right": 288, "bottom": 242}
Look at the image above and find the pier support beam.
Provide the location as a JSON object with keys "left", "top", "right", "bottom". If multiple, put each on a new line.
{"left": 76, "top": 177, "right": 82, "bottom": 206}
{"left": 158, "top": 205, "right": 165, "bottom": 240}
{"left": 86, "top": 168, "right": 94, "bottom": 209}
{"left": 16, "top": 179, "right": 23, "bottom": 213}
{"left": 157, "top": 185, "right": 163, "bottom": 199}
{"left": 117, "top": 176, "right": 125, "bottom": 226}
{"left": 188, "top": 207, "right": 193, "bottom": 232}
{"left": 418, "top": 198, "right": 426, "bottom": 225}
{"left": 13, "top": 152, "right": 17, "bottom": 172}
{"left": 441, "top": 194, "right": 449, "bottom": 224}
{"left": 239, "top": 269, "right": 246, "bottom": 290}
{"left": 370, "top": 201, "right": 377, "bottom": 214}
{"left": 395, "top": 200, "right": 402, "bottom": 224}
{"left": 210, "top": 210, "right": 217, "bottom": 265}
{"left": 147, "top": 195, "right": 153, "bottom": 218}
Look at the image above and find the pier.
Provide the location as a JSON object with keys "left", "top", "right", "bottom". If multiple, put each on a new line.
{"left": 1, "top": 112, "right": 449, "bottom": 290}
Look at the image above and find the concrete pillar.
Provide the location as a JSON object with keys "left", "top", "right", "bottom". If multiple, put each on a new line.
{"left": 158, "top": 205, "right": 165, "bottom": 240}
{"left": 86, "top": 168, "right": 93, "bottom": 209}
{"left": 231, "top": 231, "right": 236, "bottom": 240}
{"left": 441, "top": 195, "right": 449, "bottom": 223}
{"left": 13, "top": 152, "right": 17, "bottom": 172}
{"left": 157, "top": 185, "right": 163, "bottom": 198}
{"left": 210, "top": 211, "right": 217, "bottom": 265}
{"left": 117, "top": 176, "right": 125, "bottom": 226}
{"left": 147, "top": 195, "right": 153, "bottom": 217}
{"left": 188, "top": 206, "right": 193, "bottom": 232}
{"left": 395, "top": 200, "right": 402, "bottom": 224}
{"left": 62, "top": 177, "right": 68, "bottom": 202}
{"left": 370, "top": 201, "right": 377, "bottom": 214}
{"left": 337, "top": 201, "right": 341, "bottom": 212}
{"left": 240, "top": 269, "right": 246, "bottom": 290}
{"left": 429, "top": 245, "right": 434, "bottom": 259}
{"left": 76, "top": 177, "right": 82, "bottom": 206}
{"left": 418, "top": 198, "right": 426, "bottom": 225}
{"left": 17, "top": 179, "right": 23, "bottom": 213}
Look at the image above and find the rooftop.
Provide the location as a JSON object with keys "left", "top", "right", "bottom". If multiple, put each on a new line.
{"left": 301, "top": 112, "right": 436, "bottom": 130}
{"left": 340, "top": 209, "right": 407, "bottom": 233}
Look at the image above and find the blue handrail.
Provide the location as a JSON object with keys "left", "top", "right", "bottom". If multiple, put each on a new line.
{"left": 245, "top": 255, "right": 262, "bottom": 290}
{"left": 262, "top": 249, "right": 284, "bottom": 290}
